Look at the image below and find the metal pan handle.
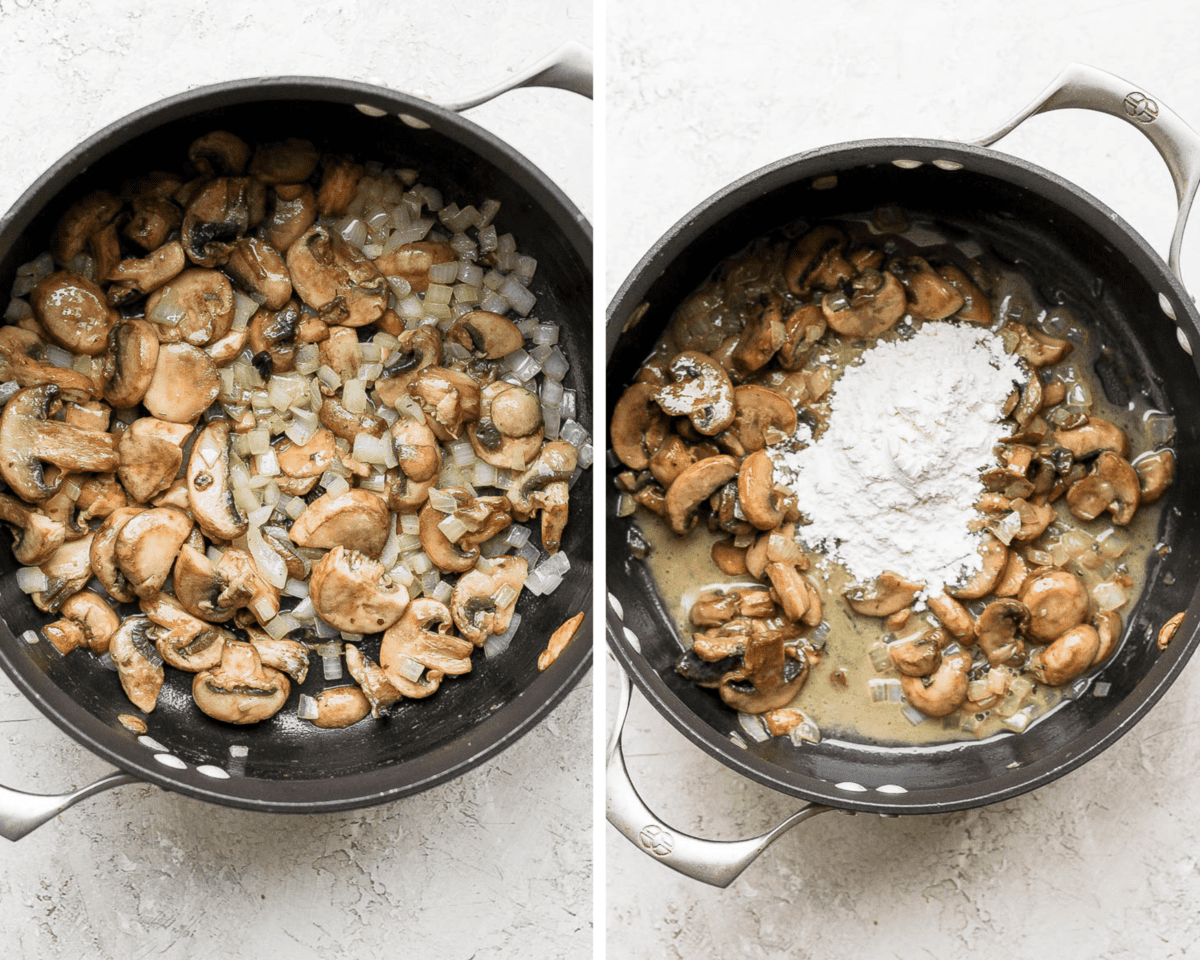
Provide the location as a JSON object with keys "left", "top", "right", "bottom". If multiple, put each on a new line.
{"left": 971, "top": 62, "right": 1200, "bottom": 291}
{"left": 606, "top": 653, "right": 833, "bottom": 887}
{"left": 0, "top": 770, "right": 139, "bottom": 841}
{"left": 439, "top": 40, "right": 593, "bottom": 112}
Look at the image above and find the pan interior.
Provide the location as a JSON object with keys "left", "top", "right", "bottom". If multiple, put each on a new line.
{"left": 606, "top": 142, "right": 1200, "bottom": 814}
{"left": 0, "top": 83, "right": 592, "bottom": 810}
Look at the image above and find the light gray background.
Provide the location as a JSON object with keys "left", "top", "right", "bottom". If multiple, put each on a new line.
{"left": 0, "top": 3, "right": 592, "bottom": 959}
{"left": 606, "top": 1, "right": 1200, "bottom": 957}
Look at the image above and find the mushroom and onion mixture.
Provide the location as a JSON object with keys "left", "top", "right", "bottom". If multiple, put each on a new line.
{"left": 1, "top": 130, "right": 591, "bottom": 729}
{"left": 611, "top": 212, "right": 1175, "bottom": 745}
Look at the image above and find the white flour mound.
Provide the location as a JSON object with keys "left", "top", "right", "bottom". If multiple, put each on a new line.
{"left": 769, "top": 322, "right": 1024, "bottom": 596}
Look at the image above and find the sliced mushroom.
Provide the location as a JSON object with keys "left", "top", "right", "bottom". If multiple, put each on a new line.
{"left": 843, "top": 571, "right": 923, "bottom": 617}
{"left": 124, "top": 195, "right": 182, "bottom": 252}
{"left": 927, "top": 591, "right": 976, "bottom": 643}
{"left": 141, "top": 342, "right": 221, "bottom": 424}
{"left": 938, "top": 264, "right": 992, "bottom": 324}
{"left": 777, "top": 304, "right": 826, "bottom": 371}
{"left": 1065, "top": 450, "right": 1141, "bottom": 525}
{"left": 718, "top": 631, "right": 810, "bottom": 714}
{"left": 226, "top": 237, "right": 292, "bottom": 310}
{"left": 116, "top": 418, "right": 187, "bottom": 504}
{"left": 304, "top": 686, "right": 372, "bottom": 729}
{"left": 663, "top": 455, "right": 738, "bottom": 536}
{"left": 655, "top": 351, "right": 736, "bottom": 436}
{"left": 141, "top": 593, "right": 227, "bottom": 672}
{"left": 379, "top": 598, "right": 473, "bottom": 698}
{"left": 248, "top": 138, "right": 319, "bottom": 184}
{"left": 888, "top": 631, "right": 942, "bottom": 678}
{"left": 289, "top": 488, "right": 391, "bottom": 558}
{"left": 50, "top": 190, "right": 121, "bottom": 262}
{"left": 192, "top": 639, "right": 290, "bottom": 724}
{"left": 145, "top": 268, "right": 234, "bottom": 347}
{"left": 375, "top": 326, "right": 444, "bottom": 408}
{"left": 317, "top": 393, "right": 388, "bottom": 443}
{"left": 404, "top": 366, "right": 482, "bottom": 442}
{"left": 821, "top": 268, "right": 907, "bottom": 337}
{"left": 0, "top": 493, "right": 66, "bottom": 565}
{"left": 610, "top": 382, "right": 669, "bottom": 470}
{"left": 309, "top": 545, "right": 410, "bottom": 634}
{"left": 418, "top": 495, "right": 481, "bottom": 574}
{"left": 1052, "top": 416, "right": 1130, "bottom": 460}
{"left": 260, "top": 183, "right": 317, "bottom": 253}
{"left": 737, "top": 450, "right": 785, "bottom": 530}
{"left": 31, "top": 271, "right": 118, "bottom": 356}
{"left": 784, "top": 227, "right": 853, "bottom": 295}
{"left": 1001, "top": 322, "right": 1072, "bottom": 367}
{"left": 43, "top": 589, "right": 120, "bottom": 656}
{"left": 181, "top": 177, "right": 266, "bottom": 268}
{"left": 344, "top": 643, "right": 402, "bottom": 717}
{"left": 0, "top": 326, "right": 96, "bottom": 401}
{"left": 1028, "top": 624, "right": 1101, "bottom": 686}
{"left": 731, "top": 298, "right": 786, "bottom": 374}
{"left": 386, "top": 418, "right": 443, "bottom": 512}
{"left": 106, "top": 241, "right": 187, "bottom": 302}
{"left": 188, "top": 130, "right": 251, "bottom": 176}
{"left": 1019, "top": 569, "right": 1090, "bottom": 643}
{"left": 727, "top": 384, "right": 797, "bottom": 454}
{"left": 173, "top": 544, "right": 250, "bottom": 622}
{"left": 507, "top": 441, "right": 579, "bottom": 552}
{"left": 316, "top": 158, "right": 365, "bottom": 217}
{"left": 187, "top": 419, "right": 247, "bottom": 541}
{"left": 109, "top": 616, "right": 165, "bottom": 713}
{"left": 975, "top": 599, "right": 1030, "bottom": 667}
{"left": 374, "top": 241, "right": 457, "bottom": 295}
{"left": 467, "top": 381, "right": 544, "bottom": 469}
{"left": 90, "top": 506, "right": 145, "bottom": 603}
{"left": 889, "top": 256, "right": 965, "bottom": 319}
{"left": 0, "top": 384, "right": 119, "bottom": 502}
{"left": 1133, "top": 448, "right": 1174, "bottom": 504}
{"left": 448, "top": 310, "right": 524, "bottom": 359}
{"left": 900, "top": 650, "right": 971, "bottom": 718}
{"left": 276, "top": 427, "right": 338, "bottom": 485}
{"left": 115, "top": 507, "right": 194, "bottom": 599}
{"left": 286, "top": 225, "right": 389, "bottom": 328}
{"left": 32, "top": 533, "right": 95, "bottom": 612}
{"left": 450, "top": 556, "right": 527, "bottom": 644}
{"left": 948, "top": 534, "right": 1008, "bottom": 600}
{"left": 101, "top": 320, "right": 160, "bottom": 409}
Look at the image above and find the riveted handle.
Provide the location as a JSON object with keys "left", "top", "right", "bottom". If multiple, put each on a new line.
{"left": 972, "top": 62, "right": 1200, "bottom": 292}
{"left": 439, "top": 40, "right": 592, "bottom": 112}
{"left": 0, "top": 770, "right": 139, "bottom": 841}
{"left": 606, "top": 653, "right": 832, "bottom": 887}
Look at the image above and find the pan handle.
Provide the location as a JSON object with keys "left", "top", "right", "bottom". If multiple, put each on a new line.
{"left": 971, "top": 62, "right": 1200, "bottom": 290}
{"left": 438, "top": 40, "right": 593, "bottom": 112}
{"left": 606, "top": 653, "right": 833, "bottom": 887}
{"left": 0, "top": 770, "right": 139, "bottom": 841}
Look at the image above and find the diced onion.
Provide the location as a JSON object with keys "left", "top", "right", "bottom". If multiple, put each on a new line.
{"left": 16, "top": 567, "right": 48, "bottom": 594}
{"left": 483, "top": 613, "right": 521, "bottom": 659}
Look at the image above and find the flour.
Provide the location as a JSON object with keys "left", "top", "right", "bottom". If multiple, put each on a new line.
{"left": 769, "top": 322, "right": 1024, "bottom": 596}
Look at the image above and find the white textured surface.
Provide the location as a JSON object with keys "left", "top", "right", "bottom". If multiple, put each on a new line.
{"left": 0, "top": 3, "right": 592, "bottom": 958}
{"left": 607, "top": 1, "right": 1200, "bottom": 956}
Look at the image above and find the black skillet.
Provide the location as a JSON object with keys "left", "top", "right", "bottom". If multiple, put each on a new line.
{"left": 0, "top": 51, "right": 593, "bottom": 838}
{"left": 606, "top": 64, "right": 1200, "bottom": 885}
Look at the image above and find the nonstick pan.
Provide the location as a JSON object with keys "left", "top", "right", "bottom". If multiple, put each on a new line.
{"left": 606, "top": 63, "right": 1200, "bottom": 886}
{"left": 0, "top": 49, "right": 593, "bottom": 839}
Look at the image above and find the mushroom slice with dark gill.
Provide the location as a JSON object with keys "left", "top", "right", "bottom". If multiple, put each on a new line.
{"left": 379, "top": 598, "right": 473, "bottom": 699}
{"left": 0, "top": 384, "right": 119, "bottom": 502}
{"left": 187, "top": 419, "right": 247, "bottom": 541}
{"left": 450, "top": 556, "right": 527, "bottom": 645}
{"left": 109, "top": 616, "right": 165, "bottom": 713}
{"left": 192, "top": 639, "right": 290, "bottom": 725}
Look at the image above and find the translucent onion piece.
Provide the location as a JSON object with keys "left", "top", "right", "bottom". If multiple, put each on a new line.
{"left": 247, "top": 525, "right": 288, "bottom": 590}
{"left": 483, "top": 613, "right": 521, "bottom": 659}
{"left": 16, "top": 567, "right": 48, "bottom": 594}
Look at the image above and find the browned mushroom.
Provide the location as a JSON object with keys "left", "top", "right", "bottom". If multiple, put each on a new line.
{"left": 316, "top": 158, "right": 365, "bottom": 217}
{"left": 610, "top": 382, "right": 669, "bottom": 470}
{"left": 248, "top": 138, "right": 319, "bottom": 184}
{"left": 0, "top": 326, "right": 96, "bottom": 401}
{"left": 1052, "top": 416, "right": 1130, "bottom": 460}
{"left": 141, "top": 343, "right": 220, "bottom": 423}
{"left": 374, "top": 326, "right": 444, "bottom": 408}
{"left": 187, "top": 419, "right": 247, "bottom": 541}
{"left": 784, "top": 227, "right": 854, "bottom": 295}
{"left": 260, "top": 183, "right": 317, "bottom": 253}
{"left": 1019, "top": 569, "right": 1090, "bottom": 643}
{"left": 286, "top": 225, "right": 389, "bottom": 328}
{"left": 100, "top": 320, "right": 160, "bottom": 409}
{"left": 50, "top": 191, "right": 121, "bottom": 262}
{"left": 379, "top": 598, "right": 473, "bottom": 698}
{"left": 31, "top": 271, "right": 118, "bottom": 356}
{"left": 115, "top": 507, "right": 194, "bottom": 599}
{"left": 0, "top": 385, "right": 119, "bottom": 502}
{"left": 655, "top": 351, "right": 736, "bottom": 436}
{"left": 1133, "top": 449, "right": 1174, "bottom": 504}
{"left": 900, "top": 650, "right": 971, "bottom": 717}
{"left": 289, "top": 488, "right": 391, "bottom": 558}
{"left": 193, "top": 639, "right": 290, "bottom": 724}
{"left": 145, "top": 268, "right": 234, "bottom": 347}
{"left": 1065, "top": 450, "right": 1141, "bottom": 525}
{"left": 777, "top": 304, "right": 826, "bottom": 371}
{"left": 1028, "top": 624, "right": 1101, "bottom": 686}
{"left": 344, "top": 643, "right": 402, "bottom": 717}
{"left": 447, "top": 310, "right": 524, "bottom": 359}
{"left": 188, "top": 130, "right": 251, "bottom": 176}
{"left": 975, "top": 599, "right": 1030, "bottom": 667}
{"left": 821, "top": 268, "right": 907, "bottom": 337}
{"left": 731, "top": 298, "right": 786, "bottom": 374}
{"left": 308, "top": 545, "right": 410, "bottom": 634}
{"left": 109, "top": 616, "right": 165, "bottom": 713}
{"left": 106, "top": 241, "right": 187, "bottom": 302}
{"left": 181, "top": 177, "right": 266, "bottom": 268}
{"left": 374, "top": 241, "right": 456, "bottom": 294}
{"left": 450, "top": 556, "right": 527, "bottom": 645}
{"left": 467, "top": 381, "right": 544, "bottom": 469}
{"left": 889, "top": 256, "right": 965, "bottom": 319}
{"left": 844, "top": 571, "right": 923, "bottom": 617}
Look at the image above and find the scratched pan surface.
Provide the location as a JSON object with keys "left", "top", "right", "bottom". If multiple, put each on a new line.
{"left": 0, "top": 78, "right": 592, "bottom": 812}
{"left": 606, "top": 139, "right": 1200, "bottom": 815}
